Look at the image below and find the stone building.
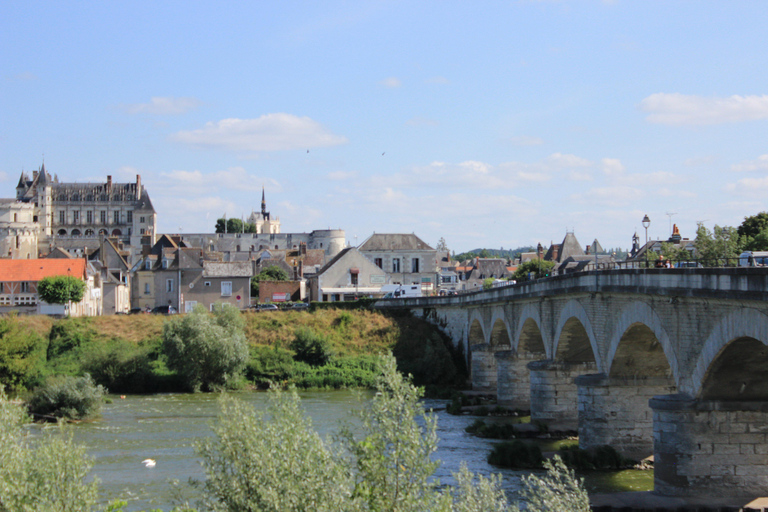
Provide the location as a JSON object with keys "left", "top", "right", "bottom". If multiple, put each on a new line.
{"left": 0, "top": 199, "right": 39, "bottom": 259}
{"left": 245, "top": 188, "right": 281, "bottom": 234}
{"left": 11, "top": 163, "right": 157, "bottom": 259}
{"left": 358, "top": 233, "right": 439, "bottom": 294}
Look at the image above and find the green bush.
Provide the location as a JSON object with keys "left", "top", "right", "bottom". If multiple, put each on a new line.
{"left": 291, "top": 356, "right": 380, "bottom": 389}
{"left": 488, "top": 440, "right": 543, "bottom": 469}
{"left": 246, "top": 345, "right": 296, "bottom": 386}
{"left": 82, "top": 339, "right": 159, "bottom": 394}
{"left": 27, "top": 374, "right": 105, "bottom": 421}
{"left": 290, "top": 327, "right": 333, "bottom": 366}
{"left": 162, "top": 305, "right": 250, "bottom": 392}
{"left": 0, "top": 317, "right": 48, "bottom": 392}
{"left": 557, "top": 444, "right": 634, "bottom": 471}
{"left": 465, "top": 419, "right": 518, "bottom": 440}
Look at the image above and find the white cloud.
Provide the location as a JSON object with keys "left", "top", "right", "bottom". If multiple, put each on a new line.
{"left": 726, "top": 176, "right": 768, "bottom": 196}
{"left": 508, "top": 136, "right": 544, "bottom": 146}
{"left": 157, "top": 166, "right": 277, "bottom": 195}
{"left": 171, "top": 114, "right": 348, "bottom": 151}
{"left": 730, "top": 155, "right": 768, "bottom": 173}
{"left": 571, "top": 185, "right": 644, "bottom": 207}
{"left": 122, "top": 96, "right": 202, "bottom": 115}
{"left": 640, "top": 93, "right": 768, "bottom": 125}
{"left": 657, "top": 187, "right": 696, "bottom": 198}
{"left": 601, "top": 158, "right": 625, "bottom": 175}
{"left": 545, "top": 153, "right": 592, "bottom": 169}
{"left": 618, "top": 171, "right": 684, "bottom": 187}
{"left": 380, "top": 77, "right": 402, "bottom": 88}
{"left": 568, "top": 171, "right": 593, "bottom": 181}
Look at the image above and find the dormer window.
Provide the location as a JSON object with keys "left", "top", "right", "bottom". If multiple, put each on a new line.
{"left": 162, "top": 259, "right": 169, "bottom": 269}
{"left": 145, "top": 260, "right": 152, "bottom": 270}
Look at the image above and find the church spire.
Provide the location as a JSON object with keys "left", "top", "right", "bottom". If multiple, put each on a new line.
{"left": 260, "top": 186, "right": 270, "bottom": 220}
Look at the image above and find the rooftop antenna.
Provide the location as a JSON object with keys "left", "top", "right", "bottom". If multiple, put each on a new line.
{"left": 666, "top": 212, "right": 677, "bottom": 236}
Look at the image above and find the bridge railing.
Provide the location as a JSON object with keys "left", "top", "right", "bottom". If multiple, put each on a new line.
{"left": 376, "top": 266, "right": 768, "bottom": 308}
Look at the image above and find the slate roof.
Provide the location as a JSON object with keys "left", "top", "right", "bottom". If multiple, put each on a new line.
{"left": 203, "top": 261, "right": 253, "bottom": 278}
{"left": 0, "top": 259, "right": 87, "bottom": 282}
{"left": 358, "top": 233, "right": 434, "bottom": 251}
{"left": 544, "top": 232, "right": 585, "bottom": 262}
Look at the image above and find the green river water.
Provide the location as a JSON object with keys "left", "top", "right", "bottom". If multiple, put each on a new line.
{"left": 28, "top": 391, "right": 651, "bottom": 510}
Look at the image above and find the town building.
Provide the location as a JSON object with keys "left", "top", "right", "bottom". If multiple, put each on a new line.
{"left": 0, "top": 258, "right": 101, "bottom": 316}
{"left": 308, "top": 247, "right": 388, "bottom": 302}
{"left": 358, "top": 233, "right": 439, "bottom": 294}
{"left": 10, "top": 163, "right": 157, "bottom": 260}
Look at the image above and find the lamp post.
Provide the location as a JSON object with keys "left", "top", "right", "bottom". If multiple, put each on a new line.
{"left": 642, "top": 215, "right": 651, "bottom": 268}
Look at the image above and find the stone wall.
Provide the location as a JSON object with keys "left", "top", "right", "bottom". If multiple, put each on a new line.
{"left": 529, "top": 359, "right": 596, "bottom": 431}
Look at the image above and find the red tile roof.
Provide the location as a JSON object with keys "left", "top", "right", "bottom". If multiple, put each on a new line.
{"left": 0, "top": 259, "right": 87, "bottom": 282}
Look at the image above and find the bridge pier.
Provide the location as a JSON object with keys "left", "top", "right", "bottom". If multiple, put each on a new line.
{"left": 528, "top": 360, "right": 596, "bottom": 431}
{"left": 575, "top": 373, "right": 676, "bottom": 460}
{"left": 650, "top": 394, "right": 768, "bottom": 498}
{"left": 496, "top": 350, "right": 538, "bottom": 410}
{"left": 469, "top": 343, "right": 496, "bottom": 392}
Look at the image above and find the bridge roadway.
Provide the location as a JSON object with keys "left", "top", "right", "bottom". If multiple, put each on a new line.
{"left": 375, "top": 268, "right": 768, "bottom": 499}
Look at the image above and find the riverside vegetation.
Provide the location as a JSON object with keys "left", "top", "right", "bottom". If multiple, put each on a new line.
{"left": 0, "top": 354, "right": 592, "bottom": 511}
{"left": 0, "top": 305, "right": 467, "bottom": 398}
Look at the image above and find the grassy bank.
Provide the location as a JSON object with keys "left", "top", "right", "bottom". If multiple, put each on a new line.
{"left": 0, "top": 306, "right": 467, "bottom": 395}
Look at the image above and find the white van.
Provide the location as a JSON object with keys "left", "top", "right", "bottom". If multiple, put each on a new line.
{"left": 739, "top": 251, "right": 768, "bottom": 267}
{"left": 380, "top": 284, "right": 422, "bottom": 298}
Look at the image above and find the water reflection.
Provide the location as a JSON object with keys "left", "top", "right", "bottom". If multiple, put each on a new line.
{"left": 38, "top": 391, "right": 526, "bottom": 511}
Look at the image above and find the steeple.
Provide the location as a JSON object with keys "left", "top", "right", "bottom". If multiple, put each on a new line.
{"left": 261, "top": 186, "right": 270, "bottom": 220}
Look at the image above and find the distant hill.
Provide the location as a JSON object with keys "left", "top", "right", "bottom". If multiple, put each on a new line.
{"left": 453, "top": 247, "right": 535, "bottom": 262}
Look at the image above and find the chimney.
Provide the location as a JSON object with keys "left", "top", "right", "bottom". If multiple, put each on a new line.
{"left": 300, "top": 242, "right": 307, "bottom": 256}
{"left": 136, "top": 175, "right": 142, "bottom": 200}
{"left": 107, "top": 175, "right": 112, "bottom": 193}
{"left": 585, "top": 245, "right": 590, "bottom": 255}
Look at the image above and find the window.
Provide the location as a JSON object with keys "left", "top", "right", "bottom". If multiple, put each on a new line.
{"left": 162, "top": 259, "right": 168, "bottom": 269}
{"left": 374, "top": 258, "right": 383, "bottom": 268}
{"left": 140, "top": 228, "right": 145, "bottom": 235}
{"left": 166, "top": 279, "right": 174, "bottom": 293}
{"left": 145, "top": 260, "right": 152, "bottom": 270}
{"left": 87, "top": 210, "right": 93, "bottom": 223}
{"left": 100, "top": 211, "right": 106, "bottom": 224}
{"left": 0, "top": 283, "right": 3, "bottom": 293}
{"left": 13, "top": 213, "right": 17, "bottom": 222}
{"left": 127, "top": 211, "right": 133, "bottom": 223}
{"left": 59, "top": 211, "right": 65, "bottom": 224}
{"left": 113, "top": 211, "right": 120, "bottom": 224}
{"left": 140, "top": 216, "right": 145, "bottom": 223}
{"left": 20, "top": 282, "right": 29, "bottom": 293}
{"left": 412, "top": 258, "right": 419, "bottom": 273}
{"left": 73, "top": 211, "right": 79, "bottom": 223}
{"left": 144, "top": 283, "right": 150, "bottom": 294}
{"left": 221, "top": 281, "right": 232, "bottom": 296}
{"left": 392, "top": 258, "right": 401, "bottom": 273}
{"left": 351, "top": 273, "right": 358, "bottom": 286}
{"left": 205, "top": 281, "right": 211, "bottom": 287}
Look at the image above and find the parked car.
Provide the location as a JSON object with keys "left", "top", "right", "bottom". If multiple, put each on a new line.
{"left": 289, "top": 302, "right": 310, "bottom": 310}
{"left": 151, "top": 305, "right": 177, "bottom": 315}
{"left": 251, "top": 303, "right": 279, "bottom": 312}
{"left": 674, "top": 261, "right": 703, "bottom": 268}
{"left": 127, "top": 307, "right": 145, "bottom": 315}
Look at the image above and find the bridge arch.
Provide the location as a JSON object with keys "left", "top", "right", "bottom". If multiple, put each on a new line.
{"left": 515, "top": 303, "right": 550, "bottom": 358}
{"left": 605, "top": 301, "right": 679, "bottom": 386}
{"left": 467, "top": 317, "right": 486, "bottom": 347}
{"left": 488, "top": 314, "right": 512, "bottom": 348}
{"left": 552, "top": 299, "right": 601, "bottom": 368}
{"left": 691, "top": 308, "right": 768, "bottom": 397}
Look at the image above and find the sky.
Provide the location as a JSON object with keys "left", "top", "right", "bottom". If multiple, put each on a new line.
{"left": 2, "top": 1, "right": 768, "bottom": 254}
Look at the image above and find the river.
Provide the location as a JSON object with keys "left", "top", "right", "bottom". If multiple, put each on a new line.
{"left": 32, "top": 391, "right": 529, "bottom": 511}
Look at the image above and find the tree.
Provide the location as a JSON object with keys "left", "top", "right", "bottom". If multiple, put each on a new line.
{"left": 196, "top": 353, "right": 591, "bottom": 512}
{"left": 215, "top": 217, "right": 257, "bottom": 234}
{"left": 482, "top": 277, "right": 495, "bottom": 290}
{"left": 435, "top": 237, "right": 449, "bottom": 253}
{"left": 694, "top": 223, "right": 743, "bottom": 266}
{"left": 37, "top": 275, "right": 85, "bottom": 305}
{"left": 27, "top": 374, "right": 106, "bottom": 421}
{"left": 738, "top": 212, "right": 768, "bottom": 251}
{"left": 512, "top": 259, "right": 555, "bottom": 282}
{"left": 0, "top": 386, "right": 99, "bottom": 511}
{"left": 251, "top": 265, "right": 290, "bottom": 297}
{"left": 162, "top": 305, "right": 249, "bottom": 391}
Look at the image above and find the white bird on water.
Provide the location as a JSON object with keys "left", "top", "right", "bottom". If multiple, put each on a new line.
{"left": 142, "top": 459, "right": 156, "bottom": 468}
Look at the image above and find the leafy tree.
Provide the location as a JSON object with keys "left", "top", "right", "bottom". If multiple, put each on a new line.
{"left": 694, "top": 223, "right": 743, "bottom": 266}
{"left": 197, "top": 353, "right": 590, "bottom": 512}
{"left": 738, "top": 212, "right": 768, "bottom": 251}
{"left": 37, "top": 275, "right": 85, "bottom": 305}
{"left": 215, "top": 217, "right": 257, "bottom": 234}
{"left": 290, "top": 327, "right": 333, "bottom": 366}
{"left": 162, "top": 305, "right": 249, "bottom": 391}
{"left": 512, "top": 259, "right": 555, "bottom": 282}
{"left": 27, "top": 374, "right": 105, "bottom": 421}
{"left": 435, "top": 237, "right": 449, "bottom": 253}
{"left": 251, "top": 265, "right": 290, "bottom": 297}
{"left": 482, "top": 277, "right": 495, "bottom": 290}
{"left": 659, "top": 242, "right": 692, "bottom": 263}
{"left": 0, "top": 385, "right": 99, "bottom": 511}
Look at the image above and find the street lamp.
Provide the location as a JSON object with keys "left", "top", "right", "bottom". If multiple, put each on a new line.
{"left": 642, "top": 214, "right": 651, "bottom": 268}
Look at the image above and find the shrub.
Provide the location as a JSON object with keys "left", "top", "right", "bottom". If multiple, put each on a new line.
{"left": 162, "top": 305, "right": 250, "bottom": 392}
{"left": 82, "top": 340, "right": 159, "bottom": 394}
{"left": 27, "top": 374, "right": 105, "bottom": 421}
{"left": 246, "top": 345, "right": 296, "bottom": 386}
{"left": 0, "top": 317, "right": 48, "bottom": 392}
{"left": 488, "top": 440, "right": 543, "bottom": 469}
{"left": 290, "top": 327, "right": 333, "bottom": 366}
{"left": 557, "top": 444, "right": 634, "bottom": 471}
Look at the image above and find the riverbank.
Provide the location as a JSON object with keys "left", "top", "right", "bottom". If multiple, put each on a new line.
{"left": 0, "top": 306, "right": 467, "bottom": 395}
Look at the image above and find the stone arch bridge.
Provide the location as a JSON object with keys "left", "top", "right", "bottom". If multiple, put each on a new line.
{"left": 375, "top": 268, "right": 768, "bottom": 499}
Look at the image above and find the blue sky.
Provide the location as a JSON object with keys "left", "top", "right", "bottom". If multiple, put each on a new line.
{"left": 2, "top": 1, "right": 768, "bottom": 253}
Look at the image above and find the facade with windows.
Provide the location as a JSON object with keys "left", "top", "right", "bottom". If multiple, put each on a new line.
{"left": 358, "top": 233, "right": 439, "bottom": 294}
{"left": 12, "top": 163, "right": 157, "bottom": 259}
{"left": 308, "top": 247, "right": 388, "bottom": 302}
